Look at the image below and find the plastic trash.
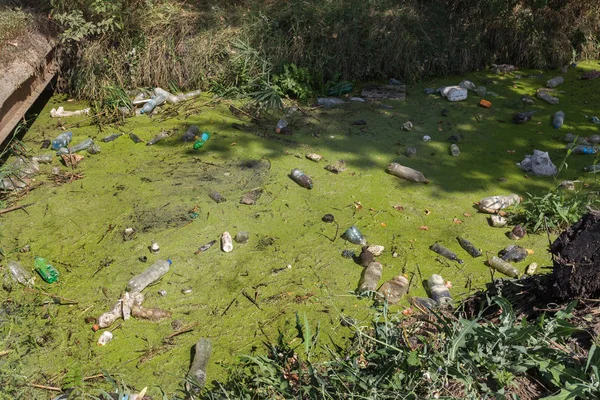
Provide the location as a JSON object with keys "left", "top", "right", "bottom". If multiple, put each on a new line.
{"left": 235, "top": 231, "right": 249, "bottom": 244}
{"left": 317, "top": 97, "right": 345, "bottom": 107}
{"left": 357, "top": 247, "right": 375, "bottom": 267}
{"left": 97, "top": 331, "right": 113, "bottom": 346}
{"left": 32, "top": 154, "right": 53, "bottom": 163}
{"left": 127, "top": 260, "right": 172, "bottom": 293}
{"left": 193, "top": 132, "right": 210, "bottom": 149}
{"left": 429, "top": 243, "right": 463, "bottom": 264}
{"left": 341, "top": 226, "right": 367, "bottom": 246}
{"left": 427, "top": 274, "right": 452, "bottom": 306}
{"left": 536, "top": 89, "right": 559, "bottom": 104}
{"left": 147, "top": 131, "right": 170, "bottom": 146}
{"left": 450, "top": 144, "right": 460, "bottom": 157}
{"left": 584, "top": 165, "right": 600, "bottom": 173}
{"left": 187, "top": 338, "right": 212, "bottom": 390}
{"left": 8, "top": 261, "right": 34, "bottom": 287}
{"left": 508, "top": 224, "right": 526, "bottom": 240}
{"left": 377, "top": 275, "right": 409, "bottom": 305}
{"left": 221, "top": 232, "right": 233, "bottom": 252}
{"left": 569, "top": 145, "right": 598, "bottom": 155}
{"left": 487, "top": 256, "right": 519, "bottom": 278}
{"left": 275, "top": 119, "right": 288, "bottom": 133}
{"left": 525, "top": 263, "right": 538, "bottom": 275}
{"left": 358, "top": 261, "right": 383, "bottom": 292}
{"left": 513, "top": 110, "right": 536, "bottom": 124}
{"left": 50, "top": 106, "right": 90, "bottom": 118}
{"left": 553, "top": 111, "right": 565, "bottom": 129}
{"left": 456, "top": 237, "right": 482, "bottom": 258}
{"left": 476, "top": 86, "right": 487, "bottom": 97}
{"left": 518, "top": 150, "right": 557, "bottom": 176}
{"left": 405, "top": 147, "right": 417, "bottom": 157}
{"left": 441, "top": 86, "right": 467, "bottom": 102}
{"left": 499, "top": 245, "right": 528, "bottom": 262}
{"left": 490, "top": 215, "right": 508, "bottom": 227}
{"left": 34, "top": 257, "right": 59, "bottom": 283}
{"left": 208, "top": 190, "right": 226, "bottom": 203}
{"left": 182, "top": 125, "right": 199, "bottom": 142}
{"left": 587, "top": 135, "right": 600, "bottom": 144}
{"left": 56, "top": 138, "right": 94, "bottom": 155}
{"left": 422, "top": 135, "right": 432, "bottom": 142}
{"left": 491, "top": 64, "right": 516, "bottom": 73}
{"left": 51, "top": 131, "right": 73, "bottom": 150}
{"left": 592, "top": 116, "right": 600, "bottom": 124}
{"left": 478, "top": 194, "right": 521, "bottom": 213}
{"left": 546, "top": 76, "right": 564, "bottom": 88}
{"left": 290, "top": 168, "right": 313, "bottom": 189}
{"left": 459, "top": 80, "right": 476, "bottom": 90}
{"left": 140, "top": 93, "right": 167, "bottom": 114}
{"left": 101, "top": 133, "right": 123, "bottom": 143}
{"left": 479, "top": 99, "right": 492, "bottom": 108}
{"left": 386, "top": 162, "right": 429, "bottom": 183}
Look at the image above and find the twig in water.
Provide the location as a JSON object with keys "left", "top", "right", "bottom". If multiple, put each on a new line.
{"left": 0, "top": 203, "right": 34, "bottom": 215}
{"left": 29, "top": 383, "right": 61, "bottom": 392}
{"left": 24, "top": 288, "right": 78, "bottom": 305}
{"left": 163, "top": 322, "right": 199, "bottom": 342}
{"left": 241, "top": 289, "right": 262, "bottom": 310}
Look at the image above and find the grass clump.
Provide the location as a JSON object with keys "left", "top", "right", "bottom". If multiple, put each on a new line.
{"left": 0, "top": 7, "right": 31, "bottom": 43}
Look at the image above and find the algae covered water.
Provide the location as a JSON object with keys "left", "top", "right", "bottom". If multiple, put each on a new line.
{"left": 1, "top": 62, "right": 600, "bottom": 397}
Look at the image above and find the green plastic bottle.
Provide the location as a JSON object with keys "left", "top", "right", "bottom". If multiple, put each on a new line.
{"left": 193, "top": 132, "right": 210, "bottom": 150}
{"left": 34, "top": 257, "right": 60, "bottom": 283}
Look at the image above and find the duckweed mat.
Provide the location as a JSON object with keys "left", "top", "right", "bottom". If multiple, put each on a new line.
{"left": 1, "top": 61, "right": 600, "bottom": 398}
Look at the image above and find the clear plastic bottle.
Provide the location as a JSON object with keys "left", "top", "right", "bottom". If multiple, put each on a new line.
{"left": 140, "top": 94, "right": 167, "bottom": 114}
{"left": 235, "top": 231, "right": 249, "bottom": 243}
{"left": 182, "top": 125, "right": 199, "bottom": 142}
{"left": 588, "top": 135, "right": 600, "bottom": 144}
{"left": 290, "top": 168, "right": 313, "bottom": 189}
{"left": 317, "top": 97, "right": 346, "bottom": 107}
{"left": 32, "top": 154, "right": 53, "bottom": 163}
{"left": 342, "top": 226, "right": 367, "bottom": 246}
{"left": 147, "top": 131, "right": 170, "bottom": 146}
{"left": 536, "top": 89, "right": 559, "bottom": 105}
{"left": 546, "top": 76, "right": 564, "bottom": 88}
{"left": 377, "top": 275, "right": 409, "bottom": 304}
{"left": 584, "top": 164, "right": 600, "bottom": 172}
{"left": 187, "top": 338, "right": 212, "bottom": 390}
{"left": 478, "top": 194, "right": 521, "bottom": 213}
{"left": 8, "top": 260, "right": 34, "bottom": 287}
{"left": 553, "top": 111, "right": 565, "bottom": 129}
{"left": 51, "top": 131, "right": 73, "bottom": 150}
{"left": 127, "top": 259, "right": 172, "bottom": 293}
{"left": 450, "top": 144, "right": 460, "bottom": 157}
{"left": 275, "top": 119, "right": 288, "bottom": 133}
{"left": 570, "top": 145, "right": 598, "bottom": 155}
{"left": 386, "top": 162, "right": 429, "bottom": 183}
{"left": 97, "top": 331, "right": 113, "bottom": 346}
{"left": 427, "top": 274, "right": 452, "bottom": 306}
{"left": 487, "top": 256, "right": 519, "bottom": 278}
{"left": 56, "top": 138, "right": 94, "bottom": 155}
{"left": 358, "top": 261, "right": 383, "bottom": 292}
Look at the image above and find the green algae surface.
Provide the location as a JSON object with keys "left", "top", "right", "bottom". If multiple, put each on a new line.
{"left": 1, "top": 61, "right": 600, "bottom": 398}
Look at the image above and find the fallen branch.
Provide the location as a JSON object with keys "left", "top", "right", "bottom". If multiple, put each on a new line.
{"left": 0, "top": 203, "right": 34, "bottom": 216}
{"left": 29, "top": 383, "right": 61, "bottom": 392}
{"left": 24, "top": 287, "right": 79, "bottom": 305}
{"left": 83, "top": 374, "right": 105, "bottom": 381}
{"left": 163, "top": 322, "right": 199, "bottom": 341}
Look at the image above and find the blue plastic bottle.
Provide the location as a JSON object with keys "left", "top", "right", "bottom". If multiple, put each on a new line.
{"left": 553, "top": 111, "right": 565, "bottom": 129}
{"left": 51, "top": 131, "right": 73, "bottom": 150}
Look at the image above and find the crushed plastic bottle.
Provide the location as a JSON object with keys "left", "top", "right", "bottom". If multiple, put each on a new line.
{"left": 553, "top": 111, "right": 565, "bottom": 129}
{"left": 386, "top": 162, "right": 429, "bottom": 183}
{"left": 588, "top": 135, "right": 600, "bottom": 144}
{"left": 584, "top": 164, "right": 600, "bottom": 173}
{"left": 450, "top": 144, "right": 460, "bottom": 157}
{"left": 536, "top": 89, "right": 559, "bottom": 105}
{"left": 358, "top": 261, "right": 383, "bottom": 292}
{"left": 127, "top": 260, "right": 172, "bottom": 293}
{"left": 427, "top": 274, "right": 452, "bottom": 306}
{"left": 147, "top": 131, "right": 170, "bottom": 146}
{"left": 101, "top": 133, "right": 123, "bottom": 143}
{"left": 459, "top": 80, "right": 476, "bottom": 90}
{"left": 193, "top": 132, "right": 210, "bottom": 149}
{"left": 290, "top": 168, "right": 313, "bottom": 189}
{"left": 187, "top": 338, "right": 212, "bottom": 391}
{"left": 317, "top": 97, "right": 345, "bottom": 107}
{"left": 51, "top": 131, "right": 73, "bottom": 150}
{"left": 140, "top": 94, "right": 167, "bottom": 114}
{"left": 429, "top": 243, "right": 463, "bottom": 264}
{"left": 546, "top": 76, "right": 564, "bottom": 88}
{"left": 341, "top": 226, "right": 367, "bottom": 246}
{"left": 182, "top": 125, "right": 199, "bottom": 142}
{"left": 275, "top": 119, "right": 288, "bottom": 133}
{"left": 32, "top": 154, "right": 53, "bottom": 163}
{"left": 513, "top": 110, "right": 536, "bottom": 124}
{"left": 97, "top": 331, "right": 113, "bottom": 346}
{"left": 456, "top": 237, "right": 482, "bottom": 258}
{"left": 56, "top": 138, "right": 94, "bottom": 155}
{"left": 34, "top": 257, "right": 60, "bottom": 283}
{"left": 478, "top": 194, "right": 521, "bottom": 213}
{"left": 569, "top": 145, "right": 598, "bottom": 155}
{"left": 499, "top": 245, "right": 528, "bottom": 262}
{"left": 377, "top": 275, "right": 409, "bottom": 304}
{"left": 487, "top": 256, "right": 519, "bottom": 278}
{"left": 8, "top": 260, "right": 34, "bottom": 287}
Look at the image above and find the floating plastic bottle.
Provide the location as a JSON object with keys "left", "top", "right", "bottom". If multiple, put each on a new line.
{"left": 208, "top": 190, "right": 226, "bottom": 203}
{"left": 221, "top": 232, "right": 233, "bottom": 253}
{"left": 405, "top": 147, "right": 417, "bottom": 157}
{"left": 341, "top": 225, "right": 367, "bottom": 246}
{"left": 429, "top": 243, "right": 463, "bottom": 264}
{"left": 51, "top": 131, "right": 72, "bottom": 150}
{"left": 450, "top": 144, "right": 460, "bottom": 157}
{"left": 357, "top": 246, "right": 375, "bottom": 267}
{"left": 129, "top": 132, "right": 144, "bottom": 144}
{"left": 56, "top": 138, "right": 94, "bottom": 155}
{"left": 459, "top": 80, "right": 476, "bottom": 91}
{"left": 427, "top": 274, "right": 452, "bottom": 306}
{"left": 588, "top": 135, "right": 600, "bottom": 144}
{"left": 195, "top": 240, "right": 217, "bottom": 255}
{"left": 97, "top": 331, "right": 113, "bottom": 346}
{"left": 127, "top": 260, "right": 172, "bottom": 293}
{"left": 182, "top": 125, "right": 199, "bottom": 142}
{"left": 8, "top": 260, "right": 34, "bottom": 287}
{"left": 235, "top": 231, "right": 249, "bottom": 244}
{"left": 553, "top": 111, "right": 565, "bottom": 129}
{"left": 499, "top": 245, "right": 528, "bottom": 262}
{"left": 101, "top": 133, "right": 123, "bottom": 143}
{"left": 546, "top": 76, "right": 564, "bottom": 88}
{"left": 140, "top": 94, "right": 167, "bottom": 114}
{"left": 569, "top": 145, "right": 598, "bottom": 155}
{"left": 275, "top": 119, "right": 288, "bottom": 133}
{"left": 478, "top": 194, "right": 521, "bottom": 213}
{"left": 290, "top": 168, "right": 313, "bottom": 189}
{"left": 317, "top": 97, "right": 345, "bottom": 107}
{"left": 386, "top": 162, "right": 429, "bottom": 183}
{"left": 377, "top": 275, "right": 409, "bottom": 304}
{"left": 358, "top": 261, "right": 383, "bottom": 292}
{"left": 584, "top": 164, "right": 600, "bottom": 173}
{"left": 536, "top": 89, "right": 559, "bottom": 105}
{"left": 147, "top": 131, "right": 170, "bottom": 146}
{"left": 187, "top": 338, "right": 212, "bottom": 390}
{"left": 193, "top": 132, "right": 210, "bottom": 149}
{"left": 34, "top": 257, "right": 59, "bottom": 283}
{"left": 456, "top": 237, "right": 482, "bottom": 258}
{"left": 487, "top": 256, "right": 519, "bottom": 278}
{"left": 513, "top": 110, "right": 536, "bottom": 124}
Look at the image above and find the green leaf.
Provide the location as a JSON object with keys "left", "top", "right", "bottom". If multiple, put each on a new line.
{"left": 448, "top": 318, "right": 478, "bottom": 361}
{"left": 407, "top": 350, "right": 419, "bottom": 366}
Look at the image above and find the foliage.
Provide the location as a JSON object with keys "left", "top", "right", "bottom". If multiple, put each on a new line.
{"left": 201, "top": 297, "right": 600, "bottom": 399}
{"left": 508, "top": 186, "right": 598, "bottom": 233}
{"left": 272, "top": 64, "right": 313, "bottom": 101}
{"left": 0, "top": 7, "right": 31, "bottom": 43}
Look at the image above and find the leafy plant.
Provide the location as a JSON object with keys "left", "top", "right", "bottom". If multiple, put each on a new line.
{"left": 272, "top": 63, "right": 313, "bottom": 101}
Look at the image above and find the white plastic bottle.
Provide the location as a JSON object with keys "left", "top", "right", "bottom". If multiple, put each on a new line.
{"left": 127, "top": 260, "right": 172, "bottom": 293}
{"left": 427, "top": 274, "right": 452, "bottom": 306}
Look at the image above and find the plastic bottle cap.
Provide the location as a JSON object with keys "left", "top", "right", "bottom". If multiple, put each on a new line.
{"left": 167, "top": 259, "right": 172, "bottom": 265}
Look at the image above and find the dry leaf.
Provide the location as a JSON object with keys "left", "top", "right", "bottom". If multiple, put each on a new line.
{"left": 230, "top": 142, "right": 237, "bottom": 146}
{"left": 402, "top": 308, "right": 413, "bottom": 316}
{"left": 381, "top": 222, "right": 387, "bottom": 227}
{"left": 354, "top": 201, "right": 362, "bottom": 210}
{"left": 393, "top": 205, "right": 404, "bottom": 211}
{"left": 463, "top": 212, "right": 472, "bottom": 217}
{"left": 424, "top": 209, "right": 432, "bottom": 215}
{"left": 369, "top": 208, "right": 377, "bottom": 212}
{"left": 419, "top": 225, "right": 429, "bottom": 231}
{"left": 453, "top": 218, "right": 462, "bottom": 224}
{"left": 526, "top": 249, "right": 535, "bottom": 255}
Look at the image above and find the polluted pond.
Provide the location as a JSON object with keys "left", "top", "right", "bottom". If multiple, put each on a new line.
{"left": 1, "top": 63, "right": 600, "bottom": 398}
